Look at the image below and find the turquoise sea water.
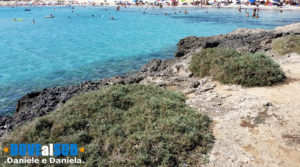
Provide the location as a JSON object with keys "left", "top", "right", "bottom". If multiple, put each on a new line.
{"left": 0, "top": 6, "right": 300, "bottom": 115}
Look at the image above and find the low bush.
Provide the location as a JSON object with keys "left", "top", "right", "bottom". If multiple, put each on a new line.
{"left": 1, "top": 84, "right": 213, "bottom": 167}
{"left": 271, "top": 35, "right": 300, "bottom": 55}
{"left": 189, "top": 48, "right": 285, "bottom": 87}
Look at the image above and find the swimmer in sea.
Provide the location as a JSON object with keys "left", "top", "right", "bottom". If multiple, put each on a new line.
{"left": 110, "top": 16, "right": 114, "bottom": 20}
{"left": 256, "top": 14, "right": 259, "bottom": 18}
{"left": 13, "top": 18, "right": 16, "bottom": 21}
{"left": 92, "top": 14, "right": 95, "bottom": 17}
{"left": 246, "top": 12, "right": 249, "bottom": 17}
{"left": 184, "top": 10, "right": 188, "bottom": 14}
{"left": 164, "top": 13, "right": 167, "bottom": 16}
{"left": 32, "top": 19, "right": 35, "bottom": 24}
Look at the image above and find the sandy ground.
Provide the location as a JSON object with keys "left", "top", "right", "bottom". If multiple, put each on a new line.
{"left": 205, "top": 53, "right": 300, "bottom": 167}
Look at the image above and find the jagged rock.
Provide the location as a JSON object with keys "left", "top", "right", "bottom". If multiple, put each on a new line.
{"left": 175, "top": 23, "right": 300, "bottom": 57}
{"left": 196, "top": 83, "right": 216, "bottom": 94}
{"left": 190, "top": 80, "right": 200, "bottom": 88}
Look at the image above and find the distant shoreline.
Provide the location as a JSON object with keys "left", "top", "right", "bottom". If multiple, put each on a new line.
{"left": 0, "top": 2, "right": 300, "bottom": 11}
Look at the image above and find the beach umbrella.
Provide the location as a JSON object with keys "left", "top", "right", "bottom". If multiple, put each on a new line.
{"left": 249, "top": 0, "right": 255, "bottom": 2}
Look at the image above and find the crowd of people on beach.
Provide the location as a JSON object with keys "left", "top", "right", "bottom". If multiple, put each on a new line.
{"left": 1, "top": 0, "right": 300, "bottom": 8}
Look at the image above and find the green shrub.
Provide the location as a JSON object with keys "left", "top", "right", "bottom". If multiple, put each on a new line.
{"left": 189, "top": 48, "right": 285, "bottom": 87}
{"left": 1, "top": 84, "right": 213, "bottom": 167}
{"left": 271, "top": 35, "right": 300, "bottom": 55}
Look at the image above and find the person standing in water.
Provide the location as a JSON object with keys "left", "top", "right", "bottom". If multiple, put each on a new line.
{"left": 252, "top": 10, "right": 256, "bottom": 17}
{"left": 32, "top": 19, "right": 35, "bottom": 24}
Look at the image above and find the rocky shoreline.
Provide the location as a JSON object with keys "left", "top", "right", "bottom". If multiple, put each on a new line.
{"left": 1, "top": 23, "right": 300, "bottom": 166}
{"left": 1, "top": 23, "right": 299, "bottom": 138}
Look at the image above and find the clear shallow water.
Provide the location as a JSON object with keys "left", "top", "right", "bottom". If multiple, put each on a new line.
{"left": 0, "top": 6, "right": 300, "bottom": 115}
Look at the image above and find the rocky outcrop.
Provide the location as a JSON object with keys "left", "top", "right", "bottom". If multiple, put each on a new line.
{"left": 175, "top": 23, "right": 300, "bottom": 57}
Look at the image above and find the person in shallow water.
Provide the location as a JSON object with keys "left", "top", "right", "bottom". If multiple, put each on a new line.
{"left": 45, "top": 14, "right": 54, "bottom": 18}
{"left": 32, "top": 19, "right": 35, "bottom": 24}
{"left": 246, "top": 12, "right": 249, "bottom": 17}
{"left": 256, "top": 14, "right": 259, "bottom": 18}
{"left": 184, "top": 10, "right": 188, "bottom": 14}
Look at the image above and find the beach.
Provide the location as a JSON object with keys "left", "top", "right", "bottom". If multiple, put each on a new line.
{"left": 1, "top": 0, "right": 300, "bottom": 10}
